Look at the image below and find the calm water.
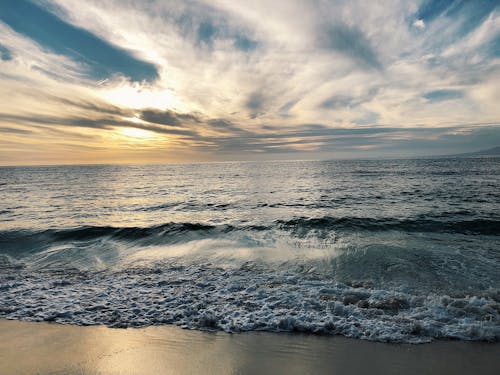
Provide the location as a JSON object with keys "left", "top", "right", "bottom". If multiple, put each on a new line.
{"left": 1, "top": 158, "right": 499, "bottom": 343}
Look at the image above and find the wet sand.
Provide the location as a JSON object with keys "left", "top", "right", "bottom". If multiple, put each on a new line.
{"left": 0, "top": 319, "right": 498, "bottom": 375}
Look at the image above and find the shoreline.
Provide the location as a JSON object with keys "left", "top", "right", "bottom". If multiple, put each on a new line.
{"left": 1, "top": 319, "right": 499, "bottom": 375}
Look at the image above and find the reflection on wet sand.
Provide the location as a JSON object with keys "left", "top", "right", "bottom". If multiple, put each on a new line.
{"left": 0, "top": 319, "right": 498, "bottom": 375}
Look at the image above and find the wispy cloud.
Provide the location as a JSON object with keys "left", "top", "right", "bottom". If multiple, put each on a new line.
{"left": 1, "top": 0, "right": 499, "bottom": 164}
{"left": 0, "top": 0, "right": 158, "bottom": 82}
{"left": 319, "top": 23, "right": 382, "bottom": 70}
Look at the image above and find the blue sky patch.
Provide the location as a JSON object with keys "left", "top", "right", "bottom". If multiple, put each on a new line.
{"left": 0, "top": 44, "right": 12, "bottom": 61}
{"left": 423, "top": 89, "right": 464, "bottom": 102}
{"left": 234, "top": 35, "right": 258, "bottom": 52}
{"left": 321, "top": 23, "right": 381, "bottom": 70}
{"left": 416, "top": 0, "right": 499, "bottom": 38}
{"left": 489, "top": 34, "right": 500, "bottom": 57}
{"left": 0, "top": 0, "right": 158, "bottom": 82}
{"left": 197, "top": 21, "right": 217, "bottom": 46}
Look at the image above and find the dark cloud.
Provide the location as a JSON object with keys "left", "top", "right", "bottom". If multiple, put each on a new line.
{"left": 321, "top": 95, "right": 356, "bottom": 109}
{"left": 0, "top": 126, "right": 32, "bottom": 134}
{"left": 0, "top": 114, "right": 111, "bottom": 129}
{"left": 280, "top": 125, "right": 500, "bottom": 157}
{"left": 278, "top": 99, "right": 299, "bottom": 117}
{"left": 140, "top": 109, "right": 200, "bottom": 127}
{"left": 140, "top": 109, "right": 181, "bottom": 126}
{"left": 356, "top": 112, "right": 380, "bottom": 125}
{"left": 370, "top": 126, "right": 500, "bottom": 157}
{"left": 55, "top": 98, "right": 125, "bottom": 116}
{"left": 321, "top": 87, "right": 379, "bottom": 110}
{"left": 207, "top": 119, "right": 253, "bottom": 135}
{"left": 320, "top": 95, "right": 380, "bottom": 124}
{"left": 320, "top": 23, "right": 381, "bottom": 70}
{"left": 2, "top": 99, "right": 498, "bottom": 158}
{"left": 246, "top": 93, "right": 267, "bottom": 118}
{"left": 0, "top": 113, "right": 197, "bottom": 137}
{"left": 208, "top": 124, "right": 500, "bottom": 157}
{"left": 9, "top": 106, "right": 495, "bottom": 157}
{"left": 207, "top": 119, "right": 233, "bottom": 128}
{"left": 246, "top": 94, "right": 264, "bottom": 110}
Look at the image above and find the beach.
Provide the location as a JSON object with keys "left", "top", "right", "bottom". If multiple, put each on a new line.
{"left": 2, "top": 0, "right": 500, "bottom": 372}
{"left": 0, "top": 319, "right": 499, "bottom": 375}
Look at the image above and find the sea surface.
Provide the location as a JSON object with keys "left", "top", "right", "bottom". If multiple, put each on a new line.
{"left": 0, "top": 158, "right": 499, "bottom": 343}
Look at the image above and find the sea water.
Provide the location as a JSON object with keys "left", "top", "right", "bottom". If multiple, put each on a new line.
{"left": 0, "top": 158, "right": 499, "bottom": 343}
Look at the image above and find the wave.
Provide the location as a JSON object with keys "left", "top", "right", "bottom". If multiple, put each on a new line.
{"left": 1, "top": 216, "right": 498, "bottom": 252}
{"left": 1, "top": 219, "right": 498, "bottom": 343}
{"left": 0, "top": 223, "right": 226, "bottom": 251}
{"left": 0, "top": 261, "right": 498, "bottom": 343}
{"left": 278, "top": 216, "right": 500, "bottom": 235}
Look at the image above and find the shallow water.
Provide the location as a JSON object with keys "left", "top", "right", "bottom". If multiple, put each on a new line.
{"left": 1, "top": 158, "right": 499, "bottom": 342}
{"left": 1, "top": 320, "right": 499, "bottom": 375}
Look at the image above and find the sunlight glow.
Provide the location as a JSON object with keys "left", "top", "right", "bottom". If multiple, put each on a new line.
{"left": 123, "top": 116, "right": 146, "bottom": 124}
{"left": 119, "top": 127, "right": 156, "bottom": 140}
{"left": 99, "top": 83, "right": 185, "bottom": 111}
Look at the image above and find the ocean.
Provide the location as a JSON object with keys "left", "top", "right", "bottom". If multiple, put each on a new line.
{"left": 0, "top": 158, "right": 499, "bottom": 343}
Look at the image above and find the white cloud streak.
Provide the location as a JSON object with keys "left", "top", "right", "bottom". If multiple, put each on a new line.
{"left": 1, "top": 0, "right": 499, "bottom": 164}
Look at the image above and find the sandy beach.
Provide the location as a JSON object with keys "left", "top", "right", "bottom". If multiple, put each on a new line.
{"left": 0, "top": 319, "right": 498, "bottom": 375}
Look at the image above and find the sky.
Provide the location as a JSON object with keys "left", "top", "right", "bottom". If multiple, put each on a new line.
{"left": 0, "top": 0, "right": 499, "bottom": 165}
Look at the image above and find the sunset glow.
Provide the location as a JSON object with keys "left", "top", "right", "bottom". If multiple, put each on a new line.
{"left": 0, "top": 0, "right": 499, "bottom": 165}
{"left": 119, "top": 127, "right": 157, "bottom": 140}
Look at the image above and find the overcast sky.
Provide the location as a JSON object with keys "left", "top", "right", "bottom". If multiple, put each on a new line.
{"left": 0, "top": 0, "right": 499, "bottom": 165}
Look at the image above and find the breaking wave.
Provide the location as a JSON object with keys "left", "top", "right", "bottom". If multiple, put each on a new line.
{"left": 0, "top": 217, "right": 499, "bottom": 344}
{"left": 1, "top": 159, "right": 499, "bottom": 344}
{"left": 1, "top": 215, "right": 498, "bottom": 254}
{"left": 0, "top": 257, "right": 498, "bottom": 344}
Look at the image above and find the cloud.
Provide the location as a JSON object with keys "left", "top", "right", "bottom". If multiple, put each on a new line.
{"left": 320, "top": 95, "right": 357, "bottom": 109}
{"left": 140, "top": 109, "right": 183, "bottom": 127}
{"left": 413, "top": 19, "right": 425, "bottom": 29}
{"left": 0, "top": 0, "right": 499, "bottom": 164}
{"left": 171, "top": 6, "right": 258, "bottom": 52}
{"left": 246, "top": 93, "right": 266, "bottom": 118}
{"left": 206, "top": 119, "right": 249, "bottom": 135}
{"left": 55, "top": 98, "right": 125, "bottom": 116}
{"left": 414, "top": 0, "right": 497, "bottom": 26}
{"left": 319, "top": 23, "right": 382, "bottom": 70}
{"left": 415, "top": 0, "right": 455, "bottom": 23}
{"left": 0, "top": 0, "right": 158, "bottom": 82}
{"left": 0, "top": 126, "right": 32, "bottom": 134}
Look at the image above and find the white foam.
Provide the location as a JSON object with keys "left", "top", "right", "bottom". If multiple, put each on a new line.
{"left": 0, "top": 261, "right": 498, "bottom": 343}
{"left": 121, "top": 232, "right": 342, "bottom": 270}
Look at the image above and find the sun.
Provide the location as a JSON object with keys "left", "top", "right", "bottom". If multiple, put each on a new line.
{"left": 119, "top": 127, "right": 156, "bottom": 140}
